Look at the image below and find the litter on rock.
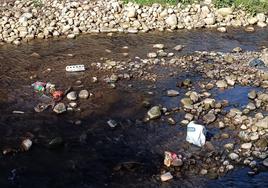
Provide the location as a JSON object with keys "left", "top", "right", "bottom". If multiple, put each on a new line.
{"left": 52, "top": 91, "right": 64, "bottom": 101}
{"left": 65, "top": 65, "right": 85, "bottom": 72}
{"left": 186, "top": 121, "right": 206, "bottom": 147}
{"left": 164, "top": 151, "right": 183, "bottom": 167}
{"left": 32, "top": 81, "right": 46, "bottom": 93}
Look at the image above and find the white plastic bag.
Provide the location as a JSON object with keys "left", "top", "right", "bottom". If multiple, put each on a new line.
{"left": 186, "top": 121, "right": 206, "bottom": 147}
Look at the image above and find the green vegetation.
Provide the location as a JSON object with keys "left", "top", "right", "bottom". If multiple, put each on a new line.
{"left": 32, "top": 0, "right": 43, "bottom": 7}
{"left": 123, "top": 0, "right": 268, "bottom": 14}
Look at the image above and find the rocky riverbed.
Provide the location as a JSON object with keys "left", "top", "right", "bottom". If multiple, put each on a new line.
{"left": 0, "top": 29, "right": 268, "bottom": 187}
{"left": 0, "top": 0, "right": 268, "bottom": 45}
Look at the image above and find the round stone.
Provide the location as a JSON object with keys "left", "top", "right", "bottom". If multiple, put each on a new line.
{"left": 79, "top": 90, "right": 89, "bottom": 99}
{"left": 203, "top": 113, "right": 216, "bottom": 124}
{"left": 67, "top": 91, "right": 77, "bottom": 101}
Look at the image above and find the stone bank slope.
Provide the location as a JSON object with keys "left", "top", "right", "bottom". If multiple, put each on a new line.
{"left": 0, "top": 0, "right": 267, "bottom": 45}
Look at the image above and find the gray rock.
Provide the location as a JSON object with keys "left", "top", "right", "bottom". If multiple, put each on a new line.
{"left": 53, "top": 103, "right": 66, "bottom": 114}
{"left": 167, "top": 90, "right": 179, "bottom": 97}
{"left": 160, "top": 172, "right": 173, "bottom": 182}
{"left": 241, "top": 143, "right": 252, "bottom": 150}
{"left": 147, "top": 106, "right": 161, "bottom": 119}
{"left": 174, "top": 45, "right": 184, "bottom": 51}
{"left": 67, "top": 91, "right": 77, "bottom": 101}
{"left": 166, "top": 14, "right": 177, "bottom": 27}
{"left": 256, "top": 117, "right": 268, "bottom": 129}
{"left": 153, "top": 44, "right": 164, "bottom": 49}
{"left": 127, "top": 7, "right": 136, "bottom": 18}
{"left": 216, "top": 80, "right": 228, "bottom": 88}
{"left": 203, "top": 113, "right": 216, "bottom": 124}
{"left": 229, "top": 153, "right": 239, "bottom": 160}
{"left": 147, "top": 52, "right": 157, "bottom": 58}
{"left": 79, "top": 90, "right": 89, "bottom": 99}
{"left": 248, "top": 90, "right": 257, "bottom": 99}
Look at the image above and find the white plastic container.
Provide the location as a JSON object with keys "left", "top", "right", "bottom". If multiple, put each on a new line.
{"left": 65, "top": 65, "right": 85, "bottom": 72}
{"left": 186, "top": 121, "right": 206, "bottom": 147}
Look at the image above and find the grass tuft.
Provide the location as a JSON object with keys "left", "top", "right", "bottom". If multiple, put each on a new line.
{"left": 123, "top": 0, "right": 268, "bottom": 14}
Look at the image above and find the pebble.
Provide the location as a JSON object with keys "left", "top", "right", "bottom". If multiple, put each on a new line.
{"left": 107, "top": 119, "right": 118, "bottom": 128}
{"left": 216, "top": 80, "right": 228, "bottom": 88}
{"left": 67, "top": 91, "right": 77, "bottom": 101}
{"left": 203, "top": 113, "right": 216, "bottom": 124}
{"left": 153, "top": 44, "right": 164, "bottom": 49}
{"left": 248, "top": 90, "right": 257, "bottom": 99}
{"left": 53, "top": 103, "right": 66, "bottom": 114}
{"left": 147, "top": 106, "right": 161, "bottom": 119}
{"left": 174, "top": 45, "right": 184, "bottom": 51}
{"left": 160, "top": 172, "right": 173, "bottom": 182}
{"left": 241, "top": 143, "right": 252, "bottom": 150}
{"left": 229, "top": 153, "right": 239, "bottom": 160}
{"left": 167, "top": 90, "right": 179, "bottom": 97}
{"left": 79, "top": 90, "right": 89, "bottom": 99}
{"left": 21, "top": 139, "right": 32, "bottom": 151}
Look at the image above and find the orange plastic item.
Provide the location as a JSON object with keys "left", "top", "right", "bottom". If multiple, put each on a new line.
{"left": 52, "top": 91, "right": 64, "bottom": 101}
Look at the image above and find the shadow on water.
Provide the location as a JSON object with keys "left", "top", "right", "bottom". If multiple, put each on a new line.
{"left": 0, "top": 28, "right": 268, "bottom": 187}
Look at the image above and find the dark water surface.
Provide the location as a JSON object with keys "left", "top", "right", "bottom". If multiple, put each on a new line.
{"left": 0, "top": 28, "right": 268, "bottom": 188}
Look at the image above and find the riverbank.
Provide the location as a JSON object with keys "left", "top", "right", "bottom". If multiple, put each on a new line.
{"left": 0, "top": 0, "right": 267, "bottom": 45}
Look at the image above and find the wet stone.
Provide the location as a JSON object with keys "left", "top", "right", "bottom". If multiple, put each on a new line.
{"left": 21, "top": 139, "right": 32, "bottom": 151}
{"left": 174, "top": 45, "right": 184, "bottom": 51}
{"left": 203, "top": 113, "right": 216, "bottom": 124}
{"left": 147, "top": 106, "right": 161, "bottom": 119}
{"left": 53, "top": 103, "right": 66, "bottom": 114}
{"left": 216, "top": 80, "right": 228, "bottom": 88}
{"left": 67, "top": 91, "right": 77, "bottom": 101}
{"left": 79, "top": 90, "right": 89, "bottom": 99}
{"left": 167, "top": 89, "right": 179, "bottom": 97}
{"left": 241, "top": 143, "right": 252, "bottom": 150}
{"left": 160, "top": 172, "right": 173, "bottom": 182}
{"left": 167, "top": 117, "right": 176, "bottom": 125}
{"left": 248, "top": 90, "right": 257, "bottom": 99}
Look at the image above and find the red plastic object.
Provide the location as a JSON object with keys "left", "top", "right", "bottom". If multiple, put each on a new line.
{"left": 52, "top": 91, "right": 64, "bottom": 101}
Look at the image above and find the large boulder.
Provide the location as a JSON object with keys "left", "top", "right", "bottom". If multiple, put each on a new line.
{"left": 217, "top": 8, "right": 233, "bottom": 17}
{"left": 256, "top": 116, "right": 268, "bottom": 129}
{"left": 166, "top": 14, "right": 178, "bottom": 27}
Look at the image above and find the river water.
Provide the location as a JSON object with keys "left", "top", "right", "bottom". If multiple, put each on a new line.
{"left": 0, "top": 28, "right": 268, "bottom": 187}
